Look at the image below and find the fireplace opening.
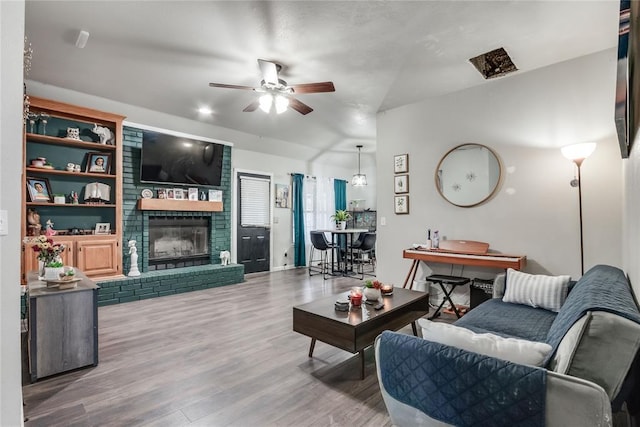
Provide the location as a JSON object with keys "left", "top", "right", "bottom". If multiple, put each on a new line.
{"left": 148, "top": 217, "right": 210, "bottom": 270}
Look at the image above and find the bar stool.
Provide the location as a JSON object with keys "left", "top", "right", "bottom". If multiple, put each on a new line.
{"left": 426, "top": 274, "right": 470, "bottom": 319}
{"left": 308, "top": 231, "right": 335, "bottom": 280}
{"left": 352, "top": 232, "right": 376, "bottom": 279}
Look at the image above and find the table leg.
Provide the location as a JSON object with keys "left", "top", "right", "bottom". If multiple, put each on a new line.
{"left": 308, "top": 338, "right": 316, "bottom": 357}
{"left": 403, "top": 260, "right": 419, "bottom": 289}
{"left": 359, "top": 349, "right": 365, "bottom": 379}
{"left": 411, "top": 321, "right": 418, "bottom": 336}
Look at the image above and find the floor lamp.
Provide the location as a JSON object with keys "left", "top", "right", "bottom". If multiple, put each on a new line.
{"left": 561, "top": 142, "right": 596, "bottom": 276}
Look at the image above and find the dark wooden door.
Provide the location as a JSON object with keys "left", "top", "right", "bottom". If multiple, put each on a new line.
{"left": 237, "top": 172, "right": 270, "bottom": 273}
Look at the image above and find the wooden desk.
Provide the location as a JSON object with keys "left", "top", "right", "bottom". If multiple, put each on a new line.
{"left": 402, "top": 249, "right": 526, "bottom": 289}
{"left": 27, "top": 270, "right": 99, "bottom": 381}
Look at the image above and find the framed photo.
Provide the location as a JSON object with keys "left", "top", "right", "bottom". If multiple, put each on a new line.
{"left": 157, "top": 189, "right": 167, "bottom": 199}
{"left": 167, "top": 188, "right": 175, "bottom": 199}
{"left": 394, "top": 174, "right": 409, "bottom": 194}
{"left": 173, "top": 188, "right": 185, "bottom": 200}
{"left": 275, "top": 184, "right": 290, "bottom": 208}
{"left": 188, "top": 188, "right": 198, "bottom": 201}
{"left": 394, "top": 195, "right": 409, "bottom": 214}
{"left": 86, "top": 152, "right": 112, "bottom": 174}
{"left": 94, "top": 222, "right": 111, "bottom": 235}
{"left": 26, "top": 177, "right": 53, "bottom": 202}
{"left": 209, "top": 189, "right": 223, "bottom": 202}
{"left": 394, "top": 153, "right": 409, "bottom": 174}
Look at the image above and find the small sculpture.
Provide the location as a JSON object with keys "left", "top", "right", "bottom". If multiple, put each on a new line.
{"left": 45, "top": 219, "right": 57, "bottom": 237}
{"left": 219, "top": 250, "right": 230, "bottom": 266}
{"left": 127, "top": 240, "right": 141, "bottom": 277}
{"left": 91, "top": 123, "right": 114, "bottom": 145}
{"left": 27, "top": 208, "right": 41, "bottom": 236}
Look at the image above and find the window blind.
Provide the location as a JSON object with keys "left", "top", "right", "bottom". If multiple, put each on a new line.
{"left": 240, "top": 175, "right": 270, "bottom": 227}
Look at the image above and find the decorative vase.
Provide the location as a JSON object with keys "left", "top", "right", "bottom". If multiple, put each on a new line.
{"left": 336, "top": 221, "right": 347, "bottom": 230}
{"left": 363, "top": 287, "right": 381, "bottom": 302}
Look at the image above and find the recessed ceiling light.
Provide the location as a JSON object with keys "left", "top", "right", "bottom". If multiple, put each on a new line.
{"left": 198, "top": 106, "right": 213, "bottom": 115}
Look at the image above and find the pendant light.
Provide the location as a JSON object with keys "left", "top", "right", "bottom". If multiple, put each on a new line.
{"left": 352, "top": 145, "right": 367, "bottom": 187}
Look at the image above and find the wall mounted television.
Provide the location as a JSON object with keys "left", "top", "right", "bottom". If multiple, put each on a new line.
{"left": 140, "top": 128, "right": 225, "bottom": 187}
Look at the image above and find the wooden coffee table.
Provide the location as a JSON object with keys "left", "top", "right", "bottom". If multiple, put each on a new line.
{"left": 293, "top": 288, "right": 429, "bottom": 378}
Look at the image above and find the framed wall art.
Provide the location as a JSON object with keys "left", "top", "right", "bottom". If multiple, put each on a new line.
{"left": 394, "top": 174, "right": 409, "bottom": 194}
{"left": 394, "top": 153, "right": 409, "bottom": 174}
{"left": 394, "top": 195, "right": 409, "bottom": 214}
{"left": 275, "top": 184, "right": 290, "bottom": 208}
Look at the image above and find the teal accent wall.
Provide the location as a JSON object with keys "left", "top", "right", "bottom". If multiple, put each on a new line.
{"left": 121, "top": 126, "right": 233, "bottom": 273}
{"left": 97, "top": 264, "right": 244, "bottom": 306}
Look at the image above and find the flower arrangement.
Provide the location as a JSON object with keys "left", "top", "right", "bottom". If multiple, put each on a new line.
{"left": 23, "top": 235, "right": 65, "bottom": 267}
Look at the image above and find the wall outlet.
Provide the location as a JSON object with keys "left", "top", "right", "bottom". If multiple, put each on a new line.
{"left": 380, "top": 216, "right": 387, "bottom": 226}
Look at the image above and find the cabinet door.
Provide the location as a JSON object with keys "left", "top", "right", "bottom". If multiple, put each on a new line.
{"left": 75, "top": 238, "right": 118, "bottom": 276}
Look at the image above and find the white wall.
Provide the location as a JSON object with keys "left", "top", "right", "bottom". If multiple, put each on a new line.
{"left": 376, "top": 49, "right": 622, "bottom": 288}
{"left": 624, "top": 137, "right": 640, "bottom": 298}
{"left": 1, "top": 1, "right": 26, "bottom": 425}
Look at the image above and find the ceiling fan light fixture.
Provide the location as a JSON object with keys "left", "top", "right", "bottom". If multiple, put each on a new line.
{"left": 259, "top": 93, "right": 273, "bottom": 113}
{"left": 352, "top": 145, "right": 367, "bottom": 187}
{"left": 275, "top": 95, "right": 289, "bottom": 114}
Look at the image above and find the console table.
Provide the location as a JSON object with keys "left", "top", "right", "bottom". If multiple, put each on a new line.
{"left": 27, "top": 270, "right": 99, "bottom": 382}
{"left": 402, "top": 248, "right": 526, "bottom": 289}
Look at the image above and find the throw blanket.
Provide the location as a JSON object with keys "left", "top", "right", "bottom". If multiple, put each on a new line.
{"left": 544, "top": 264, "right": 640, "bottom": 365}
{"left": 378, "top": 331, "right": 546, "bottom": 427}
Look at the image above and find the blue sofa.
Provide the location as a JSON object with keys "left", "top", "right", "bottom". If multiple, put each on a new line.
{"left": 375, "top": 265, "right": 640, "bottom": 426}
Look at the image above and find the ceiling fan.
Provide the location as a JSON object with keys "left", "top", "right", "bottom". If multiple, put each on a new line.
{"left": 209, "top": 59, "right": 335, "bottom": 115}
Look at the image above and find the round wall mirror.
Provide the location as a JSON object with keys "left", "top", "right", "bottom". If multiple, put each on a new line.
{"left": 435, "top": 143, "right": 501, "bottom": 207}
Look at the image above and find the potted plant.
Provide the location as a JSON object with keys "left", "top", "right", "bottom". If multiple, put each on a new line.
{"left": 331, "top": 210, "right": 351, "bottom": 230}
{"left": 363, "top": 279, "right": 382, "bottom": 301}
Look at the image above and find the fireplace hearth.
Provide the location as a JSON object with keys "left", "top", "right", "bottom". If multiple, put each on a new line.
{"left": 148, "top": 217, "right": 210, "bottom": 270}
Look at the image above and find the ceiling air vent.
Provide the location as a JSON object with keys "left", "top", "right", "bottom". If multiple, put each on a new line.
{"left": 469, "top": 47, "right": 518, "bottom": 79}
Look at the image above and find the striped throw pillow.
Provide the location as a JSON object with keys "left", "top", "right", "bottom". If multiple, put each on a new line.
{"left": 503, "top": 268, "right": 571, "bottom": 312}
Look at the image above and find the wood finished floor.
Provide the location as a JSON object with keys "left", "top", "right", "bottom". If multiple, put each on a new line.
{"left": 22, "top": 268, "right": 418, "bottom": 427}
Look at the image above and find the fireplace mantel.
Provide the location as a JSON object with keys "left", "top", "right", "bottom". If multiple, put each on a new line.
{"left": 137, "top": 199, "right": 223, "bottom": 212}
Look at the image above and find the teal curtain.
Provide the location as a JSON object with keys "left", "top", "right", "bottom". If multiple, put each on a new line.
{"left": 334, "top": 179, "right": 348, "bottom": 256}
{"left": 292, "top": 173, "right": 306, "bottom": 267}
{"left": 334, "top": 179, "right": 347, "bottom": 211}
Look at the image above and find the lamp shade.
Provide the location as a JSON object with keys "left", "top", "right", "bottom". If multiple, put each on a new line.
{"left": 352, "top": 145, "right": 367, "bottom": 187}
{"left": 352, "top": 173, "right": 367, "bottom": 186}
{"left": 561, "top": 143, "right": 596, "bottom": 161}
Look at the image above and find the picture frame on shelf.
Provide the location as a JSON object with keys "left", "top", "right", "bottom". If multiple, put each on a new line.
{"left": 86, "top": 152, "right": 112, "bottom": 174}
{"left": 188, "top": 188, "right": 198, "bottom": 201}
{"left": 157, "top": 189, "right": 167, "bottom": 199}
{"left": 173, "top": 188, "right": 185, "bottom": 200}
{"left": 394, "top": 174, "right": 409, "bottom": 194}
{"left": 26, "top": 177, "right": 53, "bottom": 202}
{"left": 167, "top": 188, "right": 175, "bottom": 199}
{"left": 394, "top": 195, "right": 409, "bottom": 214}
{"left": 94, "top": 222, "right": 111, "bottom": 235}
{"left": 394, "top": 153, "right": 409, "bottom": 174}
{"left": 209, "top": 189, "right": 223, "bottom": 202}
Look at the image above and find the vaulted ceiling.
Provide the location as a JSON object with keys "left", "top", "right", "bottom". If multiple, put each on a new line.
{"left": 24, "top": 1, "right": 619, "bottom": 159}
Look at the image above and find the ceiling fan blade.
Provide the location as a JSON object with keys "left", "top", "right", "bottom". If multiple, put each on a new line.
{"left": 290, "top": 82, "right": 335, "bottom": 94}
{"left": 209, "top": 83, "right": 256, "bottom": 91}
{"left": 242, "top": 100, "right": 260, "bottom": 112}
{"left": 258, "top": 59, "right": 279, "bottom": 86}
{"left": 288, "top": 97, "right": 314, "bottom": 115}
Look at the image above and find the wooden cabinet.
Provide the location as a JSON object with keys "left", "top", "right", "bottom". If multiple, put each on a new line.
{"left": 23, "top": 235, "right": 120, "bottom": 281}
{"left": 21, "top": 97, "right": 125, "bottom": 283}
{"left": 27, "top": 270, "right": 99, "bottom": 382}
